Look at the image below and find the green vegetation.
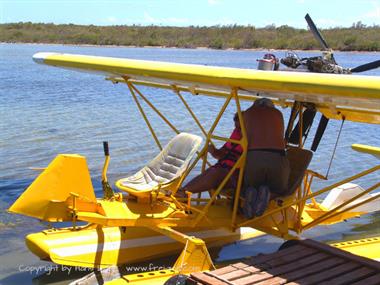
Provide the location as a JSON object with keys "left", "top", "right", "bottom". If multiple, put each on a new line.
{"left": 1, "top": 22, "right": 380, "bottom": 51}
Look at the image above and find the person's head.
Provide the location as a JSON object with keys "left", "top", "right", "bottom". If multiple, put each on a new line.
{"left": 253, "top": 97, "right": 274, "bottom": 108}
{"left": 233, "top": 112, "right": 241, "bottom": 130}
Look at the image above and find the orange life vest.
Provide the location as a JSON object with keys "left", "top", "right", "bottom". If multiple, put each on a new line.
{"left": 216, "top": 128, "right": 243, "bottom": 169}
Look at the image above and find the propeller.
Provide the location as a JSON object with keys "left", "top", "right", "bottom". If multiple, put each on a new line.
{"left": 350, "top": 60, "right": 380, "bottom": 73}
{"left": 305, "top": 13, "right": 337, "bottom": 64}
{"left": 305, "top": 13, "right": 380, "bottom": 73}
{"left": 305, "top": 14, "right": 331, "bottom": 153}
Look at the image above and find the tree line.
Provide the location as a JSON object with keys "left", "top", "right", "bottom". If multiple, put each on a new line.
{"left": 1, "top": 22, "right": 379, "bottom": 51}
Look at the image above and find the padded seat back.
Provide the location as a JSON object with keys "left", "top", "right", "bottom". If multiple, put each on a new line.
{"left": 116, "top": 133, "right": 202, "bottom": 195}
{"left": 283, "top": 146, "right": 313, "bottom": 197}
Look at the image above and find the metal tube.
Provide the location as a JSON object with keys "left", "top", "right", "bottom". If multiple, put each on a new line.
{"left": 193, "top": 158, "right": 242, "bottom": 226}
{"left": 173, "top": 86, "right": 208, "bottom": 138}
{"left": 303, "top": 181, "right": 380, "bottom": 230}
{"left": 231, "top": 88, "right": 248, "bottom": 229}
{"left": 238, "top": 164, "right": 380, "bottom": 228}
{"left": 126, "top": 81, "right": 162, "bottom": 150}
{"left": 131, "top": 84, "right": 179, "bottom": 134}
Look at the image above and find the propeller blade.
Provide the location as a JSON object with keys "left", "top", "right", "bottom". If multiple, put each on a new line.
{"left": 305, "top": 14, "right": 337, "bottom": 64}
{"left": 311, "top": 115, "right": 329, "bottom": 152}
{"left": 305, "top": 14, "right": 329, "bottom": 50}
{"left": 350, "top": 59, "right": 380, "bottom": 73}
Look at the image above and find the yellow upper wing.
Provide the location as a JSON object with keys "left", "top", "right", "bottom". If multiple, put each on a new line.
{"left": 33, "top": 52, "right": 380, "bottom": 124}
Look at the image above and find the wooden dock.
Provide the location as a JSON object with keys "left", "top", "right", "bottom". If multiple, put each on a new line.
{"left": 187, "top": 239, "right": 380, "bottom": 285}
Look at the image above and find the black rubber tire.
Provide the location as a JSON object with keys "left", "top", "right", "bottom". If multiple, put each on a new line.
{"left": 278, "top": 239, "right": 301, "bottom": 251}
{"left": 163, "top": 274, "right": 188, "bottom": 285}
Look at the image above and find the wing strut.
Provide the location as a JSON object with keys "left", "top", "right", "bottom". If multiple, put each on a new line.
{"left": 311, "top": 115, "right": 329, "bottom": 152}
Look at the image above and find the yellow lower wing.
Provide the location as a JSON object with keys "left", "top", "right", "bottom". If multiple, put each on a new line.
{"left": 352, "top": 144, "right": 380, "bottom": 159}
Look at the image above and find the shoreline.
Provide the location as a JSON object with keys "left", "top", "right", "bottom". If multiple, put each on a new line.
{"left": 1, "top": 41, "right": 378, "bottom": 54}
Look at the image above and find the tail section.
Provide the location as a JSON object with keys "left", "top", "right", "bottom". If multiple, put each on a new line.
{"left": 9, "top": 154, "right": 96, "bottom": 221}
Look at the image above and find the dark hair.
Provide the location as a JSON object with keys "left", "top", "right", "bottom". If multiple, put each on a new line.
{"left": 254, "top": 98, "right": 274, "bottom": 108}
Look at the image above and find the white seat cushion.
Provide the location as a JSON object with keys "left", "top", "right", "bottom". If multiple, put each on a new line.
{"left": 118, "top": 133, "right": 202, "bottom": 192}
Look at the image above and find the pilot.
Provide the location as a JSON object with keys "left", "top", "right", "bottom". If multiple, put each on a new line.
{"left": 243, "top": 98, "right": 290, "bottom": 196}
{"left": 177, "top": 113, "right": 242, "bottom": 196}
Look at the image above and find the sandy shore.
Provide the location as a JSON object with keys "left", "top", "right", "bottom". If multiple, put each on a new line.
{"left": 1, "top": 41, "right": 378, "bottom": 53}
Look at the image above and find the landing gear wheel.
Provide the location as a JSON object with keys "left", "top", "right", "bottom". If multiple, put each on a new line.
{"left": 164, "top": 274, "right": 188, "bottom": 285}
{"left": 278, "top": 239, "right": 301, "bottom": 251}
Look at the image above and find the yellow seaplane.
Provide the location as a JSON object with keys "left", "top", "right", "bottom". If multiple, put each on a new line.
{"left": 8, "top": 16, "right": 380, "bottom": 285}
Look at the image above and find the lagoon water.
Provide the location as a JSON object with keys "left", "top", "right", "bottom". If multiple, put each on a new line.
{"left": 0, "top": 43, "right": 379, "bottom": 284}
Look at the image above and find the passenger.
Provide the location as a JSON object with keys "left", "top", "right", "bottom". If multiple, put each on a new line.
{"left": 243, "top": 98, "right": 290, "bottom": 196}
{"left": 177, "top": 113, "right": 242, "bottom": 196}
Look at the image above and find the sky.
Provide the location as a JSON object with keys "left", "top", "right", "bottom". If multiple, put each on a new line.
{"left": 1, "top": 0, "right": 380, "bottom": 28}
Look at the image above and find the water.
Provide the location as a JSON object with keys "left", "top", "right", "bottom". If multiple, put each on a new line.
{"left": 0, "top": 44, "right": 379, "bottom": 284}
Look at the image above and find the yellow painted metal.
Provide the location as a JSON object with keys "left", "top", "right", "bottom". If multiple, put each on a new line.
{"left": 173, "top": 86, "right": 208, "bottom": 138}
{"left": 303, "top": 182, "right": 380, "bottom": 230}
{"left": 110, "top": 77, "right": 284, "bottom": 107}
{"left": 8, "top": 154, "right": 96, "bottom": 221}
{"left": 110, "top": 79, "right": 380, "bottom": 125}
{"left": 12, "top": 52, "right": 380, "bottom": 281}
{"left": 35, "top": 52, "right": 380, "bottom": 124}
{"left": 26, "top": 223, "right": 262, "bottom": 268}
{"left": 318, "top": 106, "right": 380, "bottom": 124}
{"left": 35, "top": 53, "right": 380, "bottom": 102}
{"left": 153, "top": 226, "right": 214, "bottom": 273}
{"left": 102, "top": 155, "right": 110, "bottom": 182}
{"left": 102, "top": 235, "right": 380, "bottom": 284}
{"left": 237, "top": 164, "right": 380, "bottom": 236}
{"left": 352, "top": 144, "right": 380, "bottom": 158}
{"left": 231, "top": 88, "right": 248, "bottom": 229}
{"left": 193, "top": 90, "right": 240, "bottom": 226}
{"left": 331, "top": 236, "right": 380, "bottom": 260}
{"left": 106, "top": 269, "right": 180, "bottom": 285}
{"left": 115, "top": 178, "right": 182, "bottom": 200}
{"left": 173, "top": 237, "right": 214, "bottom": 274}
{"left": 130, "top": 83, "right": 179, "bottom": 134}
{"left": 127, "top": 81, "right": 162, "bottom": 150}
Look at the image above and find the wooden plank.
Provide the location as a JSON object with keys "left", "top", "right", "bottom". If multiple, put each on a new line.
{"left": 189, "top": 272, "right": 230, "bottom": 285}
{"left": 350, "top": 273, "right": 380, "bottom": 285}
{"left": 211, "top": 262, "right": 251, "bottom": 276}
{"left": 230, "top": 271, "right": 274, "bottom": 285}
{"left": 272, "top": 256, "right": 345, "bottom": 283}
{"left": 191, "top": 239, "right": 380, "bottom": 285}
{"left": 254, "top": 276, "right": 290, "bottom": 285}
{"left": 255, "top": 248, "right": 318, "bottom": 270}
{"left": 265, "top": 252, "right": 329, "bottom": 274}
{"left": 218, "top": 269, "right": 252, "bottom": 281}
{"left": 318, "top": 267, "right": 375, "bottom": 285}
{"left": 246, "top": 245, "right": 312, "bottom": 265}
{"left": 211, "top": 265, "right": 241, "bottom": 276}
{"left": 241, "top": 266, "right": 261, "bottom": 273}
{"left": 233, "top": 263, "right": 250, "bottom": 269}
{"left": 301, "top": 239, "right": 380, "bottom": 271}
{"left": 286, "top": 262, "right": 361, "bottom": 285}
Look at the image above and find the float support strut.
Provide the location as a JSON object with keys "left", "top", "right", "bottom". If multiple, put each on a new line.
{"left": 152, "top": 226, "right": 214, "bottom": 274}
